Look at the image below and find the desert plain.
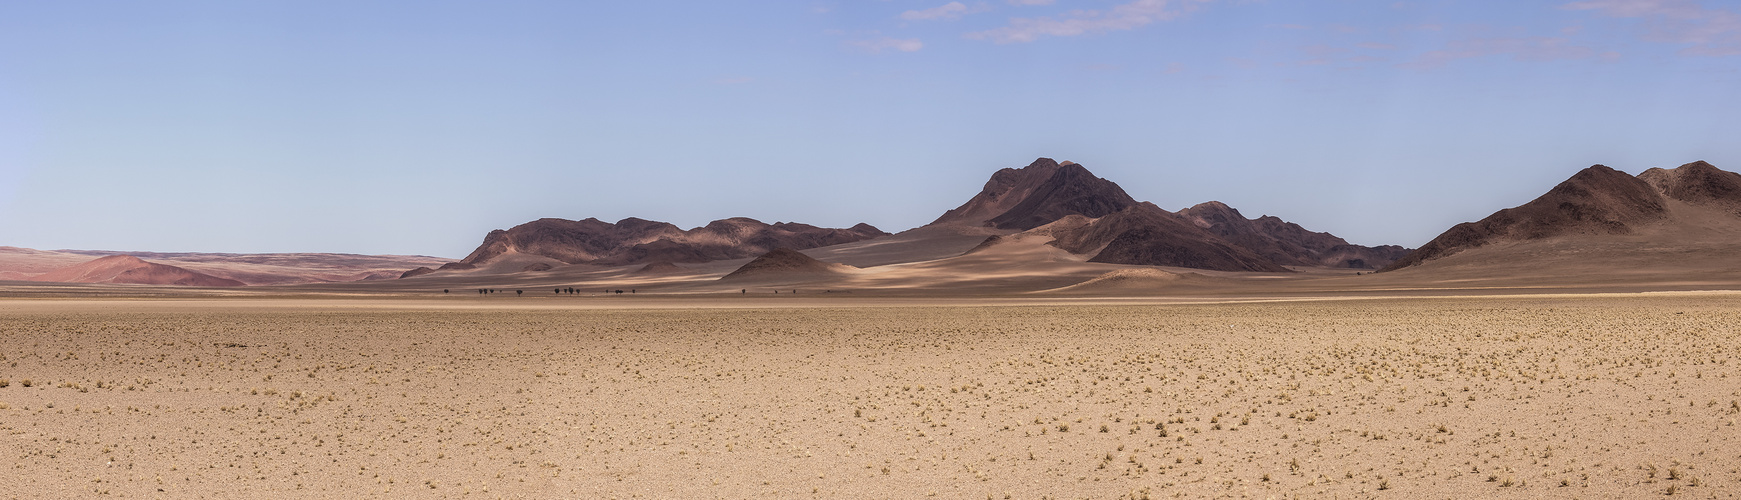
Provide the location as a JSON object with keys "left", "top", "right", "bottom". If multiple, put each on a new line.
{"left": 2, "top": 293, "right": 1738, "bottom": 499}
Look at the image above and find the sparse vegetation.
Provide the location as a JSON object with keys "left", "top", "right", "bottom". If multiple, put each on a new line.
{"left": 0, "top": 295, "right": 1735, "bottom": 497}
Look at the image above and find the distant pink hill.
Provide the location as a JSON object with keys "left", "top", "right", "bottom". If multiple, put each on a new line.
{"left": 27, "top": 255, "right": 245, "bottom": 287}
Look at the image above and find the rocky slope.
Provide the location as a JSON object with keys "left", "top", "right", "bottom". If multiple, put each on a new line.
{"left": 1383, "top": 161, "right": 1735, "bottom": 271}
{"left": 930, "top": 158, "right": 1137, "bottom": 229}
{"left": 1638, "top": 160, "right": 1741, "bottom": 214}
{"left": 937, "top": 158, "right": 1406, "bottom": 271}
{"left": 1047, "top": 203, "right": 1292, "bottom": 272}
{"left": 1178, "top": 201, "right": 1410, "bottom": 269}
{"left": 454, "top": 217, "right": 888, "bottom": 268}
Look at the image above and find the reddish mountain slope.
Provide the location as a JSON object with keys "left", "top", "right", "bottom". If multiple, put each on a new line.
{"left": 27, "top": 255, "right": 245, "bottom": 286}
{"left": 2, "top": 247, "right": 447, "bottom": 285}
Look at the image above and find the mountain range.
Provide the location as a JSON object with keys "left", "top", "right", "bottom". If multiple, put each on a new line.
{"left": 9, "top": 157, "right": 1741, "bottom": 294}
{"left": 420, "top": 157, "right": 1406, "bottom": 279}
{"left": 1382, "top": 160, "right": 1741, "bottom": 274}
{"left": 452, "top": 217, "right": 888, "bottom": 269}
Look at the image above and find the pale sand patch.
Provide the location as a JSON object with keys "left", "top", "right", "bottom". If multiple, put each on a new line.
{"left": 0, "top": 295, "right": 1738, "bottom": 498}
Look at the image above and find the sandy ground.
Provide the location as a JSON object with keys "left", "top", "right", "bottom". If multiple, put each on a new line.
{"left": 1, "top": 295, "right": 1739, "bottom": 498}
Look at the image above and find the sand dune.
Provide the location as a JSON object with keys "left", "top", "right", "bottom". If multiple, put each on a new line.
{"left": 719, "top": 248, "right": 860, "bottom": 284}
{"left": 1043, "top": 268, "right": 1213, "bottom": 294}
{"left": 630, "top": 261, "right": 689, "bottom": 275}
{"left": 802, "top": 225, "right": 1007, "bottom": 268}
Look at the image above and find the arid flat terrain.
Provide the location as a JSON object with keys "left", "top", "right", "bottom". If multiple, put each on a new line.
{"left": 2, "top": 294, "right": 1739, "bottom": 498}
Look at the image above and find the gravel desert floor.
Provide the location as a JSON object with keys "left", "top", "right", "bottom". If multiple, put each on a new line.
{"left": 2, "top": 294, "right": 1739, "bottom": 498}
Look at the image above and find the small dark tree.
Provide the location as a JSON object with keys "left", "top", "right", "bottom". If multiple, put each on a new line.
{"left": 516, "top": 290, "right": 522, "bottom": 296}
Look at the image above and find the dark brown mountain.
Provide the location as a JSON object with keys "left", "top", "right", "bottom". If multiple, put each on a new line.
{"left": 1382, "top": 164, "right": 1679, "bottom": 271}
{"left": 458, "top": 217, "right": 887, "bottom": 267}
{"left": 930, "top": 158, "right": 1137, "bottom": 230}
{"left": 1177, "top": 201, "right": 1411, "bottom": 269}
{"left": 27, "top": 255, "right": 245, "bottom": 287}
{"left": 1312, "top": 244, "right": 1413, "bottom": 270}
{"left": 1638, "top": 160, "right": 1741, "bottom": 213}
{"left": 719, "top": 248, "right": 857, "bottom": 281}
{"left": 935, "top": 158, "right": 1401, "bottom": 272}
{"left": 1048, "top": 203, "right": 1292, "bottom": 272}
{"left": 930, "top": 158, "right": 1063, "bottom": 227}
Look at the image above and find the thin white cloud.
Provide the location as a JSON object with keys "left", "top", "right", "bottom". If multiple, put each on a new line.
{"left": 902, "top": 2, "right": 970, "bottom": 21}
{"left": 849, "top": 37, "right": 925, "bottom": 53}
{"left": 965, "top": 0, "right": 1214, "bottom": 43}
{"left": 1007, "top": 0, "right": 1054, "bottom": 5}
{"left": 1563, "top": 0, "right": 1741, "bottom": 55}
{"left": 1287, "top": 43, "right": 1398, "bottom": 67}
{"left": 1405, "top": 36, "right": 1607, "bottom": 68}
{"left": 1564, "top": 0, "right": 1698, "bottom": 17}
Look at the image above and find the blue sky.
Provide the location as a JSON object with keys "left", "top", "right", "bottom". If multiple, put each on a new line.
{"left": 2, "top": 0, "right": 1738, "bottom": 257}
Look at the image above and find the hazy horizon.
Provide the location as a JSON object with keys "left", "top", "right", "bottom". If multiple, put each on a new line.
{"left": 3, "top": 1, "right": 1738, "bottom": 258}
